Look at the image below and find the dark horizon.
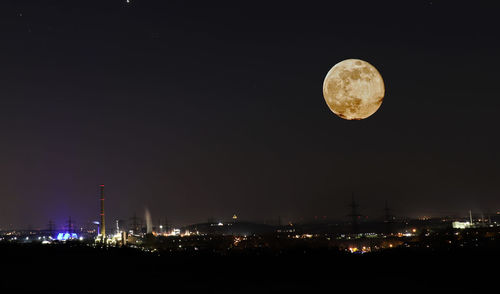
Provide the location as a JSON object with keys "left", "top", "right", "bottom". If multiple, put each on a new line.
{"left": 1, "top": 191, "right": 496, "bottom": 231}
{"left": 1, "top": 0, "right": 499, "bottom": 228}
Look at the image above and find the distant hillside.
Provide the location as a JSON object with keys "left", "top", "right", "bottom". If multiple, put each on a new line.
{"left": 183, "top": 221, "right": 276, "bottom": 236}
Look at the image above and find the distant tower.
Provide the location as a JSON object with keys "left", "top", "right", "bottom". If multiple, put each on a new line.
{"left": 66, "top": 216, "right": 74, "bottom": 234}
{"left": 100, "top": 184, "right": 106, "bottom": 242}
{"left": 384, "top": 200, "right": 395, "bottom": 235}
{"left": 47, "top": 220, "right": 55, "bottom": 237}
{"left": 130, "top": 213, "right": 141, "bottom": 235}
{"left": 164, "top": 216, "right": 169, "bottom": 233}
{"left": 348, "top": 193, "right": 362, "bottom": 233}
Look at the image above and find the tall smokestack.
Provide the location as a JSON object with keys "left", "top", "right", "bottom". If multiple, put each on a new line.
{"left": 100, "top": 184, "right": 106, "bottom": 242}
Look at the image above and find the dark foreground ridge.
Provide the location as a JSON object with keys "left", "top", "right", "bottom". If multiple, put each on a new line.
{"left": 1, "top": 242, "right": 498, "bottom": 292}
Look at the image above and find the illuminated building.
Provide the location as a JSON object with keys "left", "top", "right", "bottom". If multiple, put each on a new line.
{"left": 452, "top": 221, "right": 471, "bottom": 229}
{"left": 56, "top": 232, "right": 78, "bottom": 241}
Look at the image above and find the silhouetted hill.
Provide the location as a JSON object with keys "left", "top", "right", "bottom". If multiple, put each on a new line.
{"left": 183, "top": 221, "right": 276, "bottom": 235}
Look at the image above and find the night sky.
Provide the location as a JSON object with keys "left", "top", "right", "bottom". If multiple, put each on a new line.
{"left": 0, "top": 0, "right": 499, "bottom": 229}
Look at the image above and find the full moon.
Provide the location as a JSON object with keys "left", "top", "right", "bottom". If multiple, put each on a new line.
{"left": 323, "top": 59, "right": 385, "bottom": 120}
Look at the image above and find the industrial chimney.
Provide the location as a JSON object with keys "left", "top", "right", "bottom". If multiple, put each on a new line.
{"left": 100, "top": 184, "right": 106, "bottom": 242}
